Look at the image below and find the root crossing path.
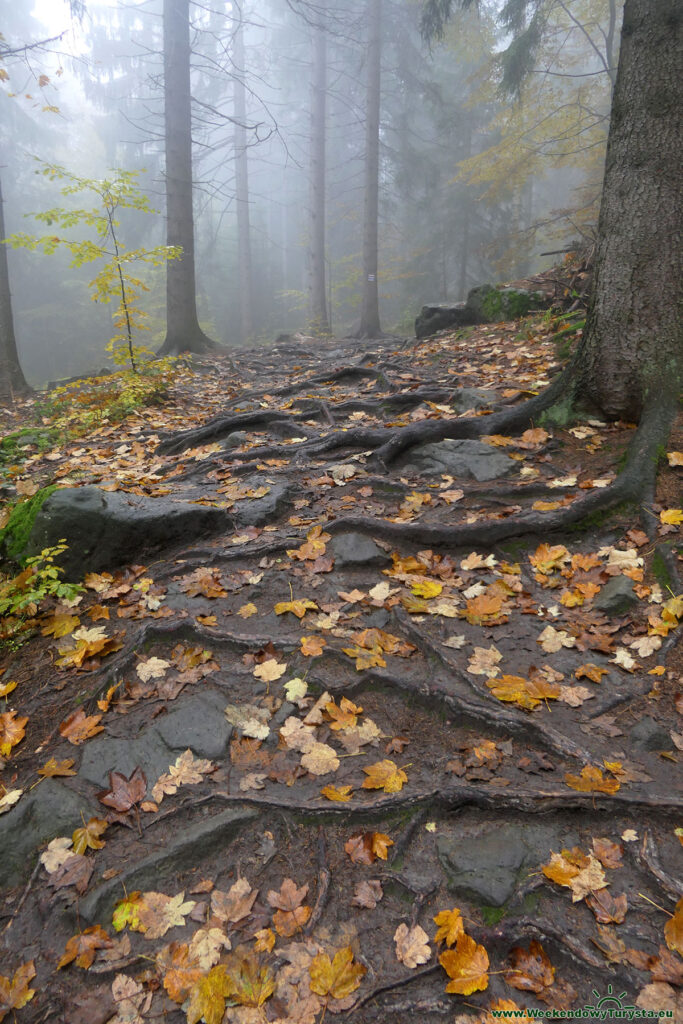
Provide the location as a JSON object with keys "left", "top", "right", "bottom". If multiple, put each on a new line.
{"left": 1, "top": 318, "right": 682, "bottom": 1024}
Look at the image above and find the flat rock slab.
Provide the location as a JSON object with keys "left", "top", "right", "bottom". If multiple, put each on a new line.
{"left": 154, "top": 688, "right": 233, "bottom": 760}
{"left": 437, "top": 821, "right": 576, "bottom": 907}
{"left": 0, "top": 779, "right": 96, "bottom": 888}
{"left": 329, "top": 532, "right": 391, "bottom": 567}
{"left": 79, "top": 731, "right": 174, "bottom": 792}
{"left": 230, "top": 475, "right": 294, "bottom": 527}
{"left": 78, "top": 806, "right": 257, "bottom": 923}
{"left": 23, "top": 486, "right": 228, "bottom": 580}
{"left": 401, "top": 439, "right": 516, "bottom": 482}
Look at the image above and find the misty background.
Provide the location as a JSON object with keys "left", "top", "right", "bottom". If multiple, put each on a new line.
{"left": 1, "top": 0, "right": 617, "bottom": 384}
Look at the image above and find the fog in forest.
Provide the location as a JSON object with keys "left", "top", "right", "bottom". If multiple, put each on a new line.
{"left": 1, "top": 0, "right": 617, "bottom": 384}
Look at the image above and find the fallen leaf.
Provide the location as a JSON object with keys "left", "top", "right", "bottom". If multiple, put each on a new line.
{"left": 268, "top": 878, "right": 311, "bottom": 936}
{"left": 320, "top": 784, "right": 353, "bottom": 802}
{"left": 301, "top": 742, "right": 339, "bottom": 776}
{"left": 0, "top": 711, "right": 28, "bottom": 757}
{"left": 351, "top": 880, "right": 383, "bottom": 908}
{"left": 137, "top": 891, "right": 197, "bottom": 940}
{"left": 586, "top": 889, "right": 628, "bottom": 924}
{"left": 361, "top": 759, "right": 407, "bottom": 793}
{"left": 664, "top": 898, "right": 683, "bottom": 956}
{"left": 394, "top": 922, "right": 432, "bottom": 967}
{"left": 58, "top": 926, "right": 112, "bottom": 969}
{"left": 72, "top": 817, "right": 108, "bottom": 855}
{"left": 253, "top": 659, "right": 287, "bottom": 683}
{"left": 565, "top": 765, "right": 620, "bottom": 794}
{"left": 434, "top": 907, "right": 465, "bottom": 946}
{"left": 439, "top": 933, "right": 489, "bottom": 995}
{"left": 186, "top": 965, "right": 234, "bottom": 1024}
{"left": 309, "top": 946, "right": 366, "bottom": 1000}
{"left": 211, "top": 879, "right": 258, "bottom": 925}
{"left": 58, "top": 709, "right": 104, "bottom": 745}
{"left": 136, "top": 656, "right": 170, "bottom": 682}
{"left": 97, "top": 767, "right": 147, "bottom": 813}
{"left": 0, "top": 961, "right": 36, "bottom": 1020}
{"left": 505, "top": 940, "right": 555, "bottom": 993}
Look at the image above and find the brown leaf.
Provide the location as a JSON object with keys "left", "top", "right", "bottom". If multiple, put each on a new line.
{"left": 665, "top": 898, "right": 683, "bottom": 956}
{"left": 351, "top": 880, "right": 383, "bottom": 909}
{"left": 592, "top": 836, "right": 623, "bottom": 868}
{"left": 157, "top": 942, "right": 204, "bottom": 1003}
{"left": 0, "top": 711, "right": 28, "bottom": 757}
{"left": 37, "top": 757, "right": 76, "bottom": 778}
{"left": 72, "top": 818, "right": 108, "bottom": 855}
{"left": 48, "top": 853, "right": 93, "bottom": 894}
{"left": 97, "top": 766, "right": 147, "bottom": 812}
{"left": 586, "top": 890, "right": 628, "bottom": 924}
{"left": 211, "top": 878, "right": 258, "bottom": 925}
{"left": 58, "top": 926, "right": 112, "bottom": 969}
{"left": 394, "top": 923, "right": 432, "bottom": 967}
{"left": 505, "top": 940, "right": 555, "bottom": 994}
{"left": 58, "top": 709, "right": 104, "bottom": 745}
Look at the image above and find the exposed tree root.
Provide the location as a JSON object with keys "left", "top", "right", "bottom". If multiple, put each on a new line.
{"left": 304, "top": 828, "right": 331, "bottom": 934}
{"left": 326, "top": 392, "right": 679, "bottom": 546}
{"left": 478, "top": 916, "right": 627, "bottom": 976}
{"left": 631, "top": 831, "right": 682, "bottom": 902}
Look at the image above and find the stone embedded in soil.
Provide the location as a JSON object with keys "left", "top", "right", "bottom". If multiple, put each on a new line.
{"left": 21, "top": 486, "right": 229, "bottom": 580}
{"left": 78, "top": 806, "right": 257, "bottom": 924}
{"left": 630, "top": 716, "right": 672, "bottom": 752}
{"left": 593, "top": 576, "right": 639, "bottom": 615}
{"left": 329, "top": 532, "right": 391, "bottom": 567}
{"left": 401, "top": 439, "right": 516, "bottom": 482}
{"left": 451, "top": 388, "right": 498, "bottom": 413}
{"left": 0, "top": 779, "right": 96, "bottom": 888}
{"left": 230, "top": 474, "right": 294, "bottom": 527}
{"left": 154, "top": 689, "right": 233, "bottom": 759}
{"left": 437, "top": 821, "right": 576, "bottom": 907}
{"left": 222, "top": 430, "right": 250, "bottom": 449}
{"left": 78, "top": 730, "right": 174, "bottom": 791}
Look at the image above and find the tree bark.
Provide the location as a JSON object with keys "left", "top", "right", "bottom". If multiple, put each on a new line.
{"left": 307, "top": 21, "right": 329, "bottom": 335}
{"left": 357, "top": 0, "right": 382, "bottom": 338}
{"left": 158, "top": 0, "right": 217, "bottom": 356}
{"left": 0, "top": 173, "right": 31, "bottom": 402}
{"left": 233, "top": 10, "right": 254, "bottom": 346}
{"left": 575, "top": 0, "right": 682, "bottom": 420}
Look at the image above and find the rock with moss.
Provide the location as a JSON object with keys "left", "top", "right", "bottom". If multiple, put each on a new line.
{"left": 0, "top": 485, "right": 58, "bottom": 564}
{"left": 14, "top": 485, "right": 231, "bottom": 581}
{"left": 415, "top": 283, "right": 551, "bottom": 338}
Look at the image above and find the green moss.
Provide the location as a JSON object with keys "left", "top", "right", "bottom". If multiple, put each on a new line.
{"left": 0, "top": 485, "right": 58, "bottom": 563}
{"left": 480, "top": 904, "right": 506, "bottom": 925}
{"left": 652, "top": 548, "right": 673, "bottom": 589}
{"left": 567, "top": 500, "right": 635, "bottom": 534}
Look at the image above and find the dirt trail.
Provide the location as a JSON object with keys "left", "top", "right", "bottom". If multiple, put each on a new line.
{"left": 1, "top": 319, "right": 681, "bottom": 1023}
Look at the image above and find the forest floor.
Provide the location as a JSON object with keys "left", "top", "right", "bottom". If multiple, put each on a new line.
{"left": 0, "top": 311, "right": 682, "bottom": 1024}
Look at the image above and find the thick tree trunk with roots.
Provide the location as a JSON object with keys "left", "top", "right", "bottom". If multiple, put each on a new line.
{"left": 158, "top": 0, "right": 218, "bottom": 357}
{"left": 574, "top": 0, "right": 682, "bottom": 422}
{"left": 0, "top": 174, "right": 31, "bottom": 402}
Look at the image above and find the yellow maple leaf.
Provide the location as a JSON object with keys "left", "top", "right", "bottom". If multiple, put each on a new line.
{"left": 309, "top": 946, "right": 366, "bottom": 1000}
{"left": 411, "top": 579, "right": 443, "bottom": 599}
{"left": 0, "top": 711, "right": 28, "bottom": 757}
{"left": 433, "top": 907, "right": 465, "bottom": 946}
{"left": 362, "top": 759, "right": 407, "bottom": 793}
{"left": 186, "top": 965, "right": 235, "bottom": 1024}
{"left": 664, "top": 897, "right": 683, "bottom": 955}
{"left": 565, "top": 765, "right": 620, "bottom": 794}
{"left": 274, "top": 599, "right": 318, "bottom": 619}
{"left": 253, "top": 659, "right": 287, "bottom": 683}
{"left": 320, "top": 784, "right": 353, "bottom": 802}
{"left": 439, "top": 933, "right": 489, "bottom": 995}
{"left": 660, "top": 509, "right": 683, "bottom": 525}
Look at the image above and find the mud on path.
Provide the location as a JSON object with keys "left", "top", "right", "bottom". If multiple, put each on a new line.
{"left": 1, "top": 319, "right": 682, "bottom": 1023}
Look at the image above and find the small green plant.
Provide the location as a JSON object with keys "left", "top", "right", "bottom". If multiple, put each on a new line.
{"left": 5, "top": 162, "right": 182, "bottom": 372}
{"left": 0, "top": 542, "right": 83, "bottom": 640}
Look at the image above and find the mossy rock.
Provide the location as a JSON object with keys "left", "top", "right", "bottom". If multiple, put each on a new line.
{"left": 0, "top": 485, "right": 58, "bottom": 565}
{"left": 466, "top": 283, "right": 549, "bottom": 323}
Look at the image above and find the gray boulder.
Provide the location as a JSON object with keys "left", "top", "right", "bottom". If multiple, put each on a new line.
{"left": 594, "top": 576, "right": 638, "bottom": 615}
{"left": 21, "top": 486, "right": 228, "bottom": 580}
{"left": 78, "top": 731, "right": 174, "bottom": 792}
{"left": 401, "top": 439, "right": 516, "bottom": 482}
{"left": 415, "top": 303, "right": 479, "bottom": 339}
{"left": 229, "top": 474, "right": 294, "bottom": 527}
{"left": 437, "top": 822, "right": 567, "bottom": 907}
{"left": 0, "top": 779, "right": 96, "bottom": 888}
{"left": 329, "top": 532, "right": 390, "bottom": 567}
{"left": 154, "top": 689, "right": 233, "bottom": 760}
{"left": 451, "top": 388, "right": 498, "bottom": 413}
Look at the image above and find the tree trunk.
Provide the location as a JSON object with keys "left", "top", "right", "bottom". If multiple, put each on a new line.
{"left": 357, "top": 0, "right": 382, "bottom": 338}
{"left": 0, "top": 173, "right": 31, "bottom": 402}
{"left": 576, "top": 0, "right": 682, "bottom": 420}
{"left": 233, "top": 10, "right": 254, "bottom": 346}
{"left": 307, "top": 21, "right": 329, "bottom": 335}
{"left": 158, "top": 0, "right": 217, "bottom": 356}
